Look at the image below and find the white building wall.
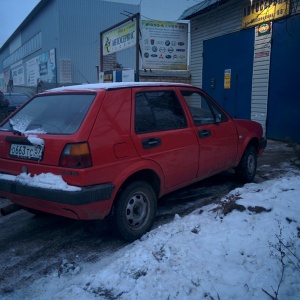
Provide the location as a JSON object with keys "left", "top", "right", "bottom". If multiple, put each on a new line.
{"left": 251, "top": 27, "right": 272, "bottom": 133}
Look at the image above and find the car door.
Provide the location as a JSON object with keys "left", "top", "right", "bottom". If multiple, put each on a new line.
{"left": 131, "top": 87, "right": 199, "bottom": 189}
{"left": 179, "top": 88, "right": 239, "bottom": 178}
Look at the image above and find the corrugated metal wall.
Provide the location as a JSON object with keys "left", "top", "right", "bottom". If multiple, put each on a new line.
{"left": 250, "top": 25, "right": 272, "bottom": 133}
{"left": 56, "top": 0, "right": 139, "bottom": 84}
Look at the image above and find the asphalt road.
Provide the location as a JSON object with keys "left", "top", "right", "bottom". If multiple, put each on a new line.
{"left": 0, "top": 140, "right": 298, "bottom": 296}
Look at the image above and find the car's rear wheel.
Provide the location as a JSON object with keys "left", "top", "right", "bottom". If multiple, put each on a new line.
{"left": 113, "top": 181, "right": 157, "bottom": 242}
{"left": 235, "top": 145, "right": 257, "bottom": 183}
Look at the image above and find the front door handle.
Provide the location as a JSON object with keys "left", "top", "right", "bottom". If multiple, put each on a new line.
{"left": 198, "top": 129, "right": 211, "bottom": 138}
{"left": 142, "top": 138, "right": 161, "bottom": 149}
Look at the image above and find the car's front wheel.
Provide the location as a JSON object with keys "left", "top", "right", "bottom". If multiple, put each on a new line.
{"left": 113, "top": 181, "right": 157, "bottom": 242}
{"left": 235, "top": 145, "right": 257, "bottom": 183}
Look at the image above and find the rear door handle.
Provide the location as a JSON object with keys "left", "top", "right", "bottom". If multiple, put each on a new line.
{"left": 198, "top": 129, "right": 211, "bottom": 138}
{"left": 142, "top": 138, "right": 161, "bottom": 149}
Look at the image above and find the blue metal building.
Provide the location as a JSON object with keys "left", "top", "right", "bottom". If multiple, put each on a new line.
{"left": 0, "top": 0, "right": 139, "bottom": 90}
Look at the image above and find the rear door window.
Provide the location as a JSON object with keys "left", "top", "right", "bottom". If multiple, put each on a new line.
{"left": 135, "top": 90, "right": 187, "bottom": 134}
{"left": 0, "top": 93, "right": 95, "bottom": 135}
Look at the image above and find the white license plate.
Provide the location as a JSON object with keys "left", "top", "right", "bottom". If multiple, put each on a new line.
{"left": 9, "top": 143, "right": 44, "bottom": 160}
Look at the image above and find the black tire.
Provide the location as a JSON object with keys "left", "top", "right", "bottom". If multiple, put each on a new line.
{"left": 113, "top": 181, "right": 157, "bottom": 242}
{"left": 235, "top": 145, "right": 257, "bottom": 183}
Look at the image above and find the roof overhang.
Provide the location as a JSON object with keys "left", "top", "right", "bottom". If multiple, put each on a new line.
{"left": 180, "top": 0, "right": 231, "bottom": 20}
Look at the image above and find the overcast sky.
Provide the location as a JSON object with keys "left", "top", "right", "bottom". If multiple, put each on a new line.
{"left": 0, "top": 0, "right": 194, "bottom": 47}
{"left": 0, "top": 0, "right": 40, "bottom": 46}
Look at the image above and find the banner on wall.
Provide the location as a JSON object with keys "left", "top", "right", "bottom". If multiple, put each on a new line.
{"left": 242, "top": 0, "right": 290, "bottom": 28}
{"left": 0, "top": 73, "right": 4, "bottom": 92}
{"left": 1, "top": 71, "right": 11, "bottom": 92}
{"left": 141, "top": 20, "right": 188, "bottom": 71}
{"left": 26, "top": 49, "right": 56, "bottom": 86}
{"left": 12, "top": 66, "right": 25, "bottom": 85}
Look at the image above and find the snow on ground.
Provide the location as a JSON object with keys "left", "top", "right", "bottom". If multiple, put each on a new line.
{"left": 4, "top": 168, "right": 300, "bottom": 300}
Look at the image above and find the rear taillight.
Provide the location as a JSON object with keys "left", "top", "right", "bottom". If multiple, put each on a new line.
{"left": 59, "top": 142, "right": 92, "bottom": 168}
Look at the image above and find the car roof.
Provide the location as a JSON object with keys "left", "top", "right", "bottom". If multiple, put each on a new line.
{"left": 45, "top": 82, "right": 194, "bottom": 93}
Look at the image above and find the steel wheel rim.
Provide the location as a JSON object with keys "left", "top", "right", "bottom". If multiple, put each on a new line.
{"left": 125, "top": 192, "right": 149, "bottom": 229}
{"left": 247, "top": 154, "right": 255, "bottom": 175}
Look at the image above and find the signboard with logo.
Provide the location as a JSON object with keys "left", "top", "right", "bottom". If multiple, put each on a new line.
{"left": 258, "top": 23, "right": 271, "bottom": 36}
{"left": 141, "top": 20, "right": 188, "bottom": 71}
{"left": 242, "top": 0, "right": 290, "bottom": 28}
{"left": 103, "top": 21, "right": 137, "bottom": 56}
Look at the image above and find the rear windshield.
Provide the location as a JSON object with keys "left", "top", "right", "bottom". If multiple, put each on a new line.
{"left": 0, "top": 93, "right": 95, "bottom": 135}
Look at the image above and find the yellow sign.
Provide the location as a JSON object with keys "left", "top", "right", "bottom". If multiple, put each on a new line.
{"left": 103, "top": 21, "right": 136, "bottom": 56}
{"left": 242, "top": 0, "right": 290, "bottom": 28}
{"left": 224, "top": 69, "right": 231, "bottom": 89}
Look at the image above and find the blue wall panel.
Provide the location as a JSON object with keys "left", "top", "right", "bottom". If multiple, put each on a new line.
{"left": 267, "top": 14, "right": 300, "bottom": 143}
{"left": 202, "top": 28, "right": 254, "bottom": 119}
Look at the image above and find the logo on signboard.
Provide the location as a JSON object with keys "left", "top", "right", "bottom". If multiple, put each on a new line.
{"left": 258, "top": 23, "right": 271, "bottom": 36}
{"left": 105, "top": 37, "right": 111, "bottom": 53}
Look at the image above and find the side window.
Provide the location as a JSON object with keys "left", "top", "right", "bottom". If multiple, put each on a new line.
{"left": 180, "top": 90, "right": 228, "bottom": 126}
{"left": 135, "top": 90, "right": 187, "bottom": 134}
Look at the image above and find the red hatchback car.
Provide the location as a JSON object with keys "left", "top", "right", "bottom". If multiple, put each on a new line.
{"left": 0, "top": 82, "right": 266, "bottom": 241}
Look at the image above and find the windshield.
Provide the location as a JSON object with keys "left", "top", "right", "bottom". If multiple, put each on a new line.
{"left": 0, "top": 93, "right": 95, "bottom": 135}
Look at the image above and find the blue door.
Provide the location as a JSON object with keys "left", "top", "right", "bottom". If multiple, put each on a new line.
{"left": 267, "top": 15, "right": 300, "bottom": 143}
{"left": 202, "top": 29, "right": 254, "bottom": 119}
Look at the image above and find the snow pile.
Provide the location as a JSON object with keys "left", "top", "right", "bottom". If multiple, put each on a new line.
{"left": 26, "top": 134, "right": 45, "bottom": 146}
{"left": 15, "top": 172, "right": 81, "bottom": 191}
{"left": 3, "top": 170, "right": 300, "bottom": 300}
{"left": 0, "top": 172, "right": 81, "bottom": 191}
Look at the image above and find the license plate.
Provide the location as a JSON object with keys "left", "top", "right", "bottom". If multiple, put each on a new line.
{"left": 9, "top": 143, "right": 44, "bottom": 160}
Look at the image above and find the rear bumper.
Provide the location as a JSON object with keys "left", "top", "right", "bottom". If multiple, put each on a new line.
{"left": 0, "top": 178, "right": 114, "bottom": 205}
{"left": 0, "top": 176, "right": 115, "bottom": 219}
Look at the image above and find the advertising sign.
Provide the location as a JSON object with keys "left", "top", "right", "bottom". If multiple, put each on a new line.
{"left": 99, "top": 69, "right": 135, "bottom": 83}
{"left": 103, "top": 21, "right": 137, "bottom": 56}
{"left": 12, "top": 66, "right": 25, "bottom": 85}
{"left": 242, "top": 0, "right": 290, "bottom": 28}
{"left": 26, "top": 49, "right": 56, "bottom": 86}
{"left": 141, "top": 20, "right": 188, "bottom": 71}
{"left": 224, "top": 69, "right": 231, "bottom": 89}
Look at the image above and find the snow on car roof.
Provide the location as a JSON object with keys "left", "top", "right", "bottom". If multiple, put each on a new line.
{"left": 46, "top": 82, "right": 193, "bottom": 92}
